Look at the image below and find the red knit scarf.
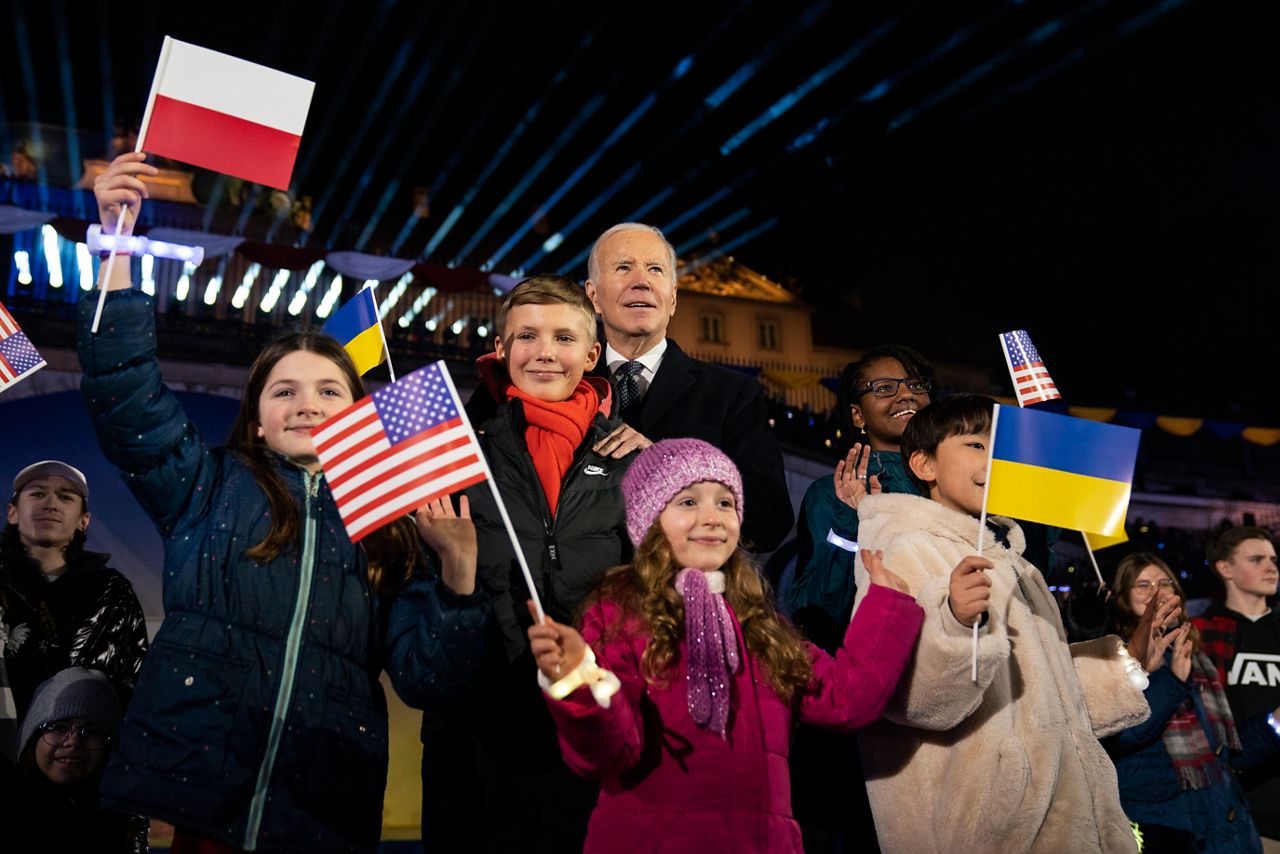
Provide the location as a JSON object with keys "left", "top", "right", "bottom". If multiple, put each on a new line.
{"left": 506, "top": 381, "right": 598, "bottom": 516}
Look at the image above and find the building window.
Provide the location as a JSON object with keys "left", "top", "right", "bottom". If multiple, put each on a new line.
{"left": 758, "top": 317, "right": 781, "bottom": 350}
{"left": 700, "top": 312, "right": 724, "bottom": 344}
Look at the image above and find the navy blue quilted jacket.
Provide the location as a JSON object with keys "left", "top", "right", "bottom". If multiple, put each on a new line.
{"left": 77, "top": 290, "right": 489, "bottom": 852}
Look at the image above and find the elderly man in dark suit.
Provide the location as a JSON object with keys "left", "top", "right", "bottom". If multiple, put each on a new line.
{"left": 585, "top": 222, "right": 792, "bottom": 552}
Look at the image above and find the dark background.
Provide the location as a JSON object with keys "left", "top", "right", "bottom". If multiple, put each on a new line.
{"left": 2, "top": 0, "right": 1277, "bottom": 421}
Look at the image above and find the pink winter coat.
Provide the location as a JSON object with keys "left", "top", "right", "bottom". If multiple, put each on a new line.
{"left": 544, "top": 583, "right": 923, "bottom": 853}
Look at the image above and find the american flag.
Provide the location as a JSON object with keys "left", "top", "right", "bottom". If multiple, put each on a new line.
{"left": 999, "top": 329, "right": 1061, "bottom": 407}
{"left": 312, "top": 360, "right": 488, "bottom": 542}
{"left": 0, "top": 301, "right": 47, "bottom": 393}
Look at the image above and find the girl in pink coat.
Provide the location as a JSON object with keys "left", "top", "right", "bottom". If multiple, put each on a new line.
{"left": 527, "top": 438, "right": 923, "bottom": 852}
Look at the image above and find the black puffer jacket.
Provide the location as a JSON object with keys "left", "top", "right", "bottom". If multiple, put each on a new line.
{"left": 466, "top": 365, "right": 633, "bottom": 660}
{"left": 0, "top": 535, "right": 147, "bottom": 720}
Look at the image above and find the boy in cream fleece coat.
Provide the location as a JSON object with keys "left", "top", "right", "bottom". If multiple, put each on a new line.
{"left": 852, "top": 395, "right": 1166, "bottom": 854}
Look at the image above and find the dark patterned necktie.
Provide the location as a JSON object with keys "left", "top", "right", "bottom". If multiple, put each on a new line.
{"left": 615, "top": 360, "right": 644, "bottom": 414}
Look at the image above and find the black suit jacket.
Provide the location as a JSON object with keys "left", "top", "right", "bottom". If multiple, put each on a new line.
{"left": 596, "top": 339, "right": 793, "bottom": 552}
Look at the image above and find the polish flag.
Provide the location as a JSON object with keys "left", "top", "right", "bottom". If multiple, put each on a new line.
{"left": 137, "top": 37, "right": 314, "bottom": 190}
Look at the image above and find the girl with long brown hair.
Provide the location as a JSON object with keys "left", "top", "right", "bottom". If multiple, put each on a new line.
{"left": 78, "top": 153, "right": 489, "bottom": 852}
{"left": 525, "top": 438, "right": 923, "bottom": 852}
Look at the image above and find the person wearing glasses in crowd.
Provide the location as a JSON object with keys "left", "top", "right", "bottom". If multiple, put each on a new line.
{"left": 787, "top": 345, "right": 934, "bottom": 653}
{"left": 784, "top": 345, "right": 932, "bottom": 853}
{"left": 1, "top": 667, "right": 147, "bottom": 853}
{"left": 1105, "top": 552, "right": 1280, "bottom": 853}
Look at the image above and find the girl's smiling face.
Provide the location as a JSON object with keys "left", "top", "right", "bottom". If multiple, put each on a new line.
{"left": 658, "top": 481, "right": 740, "bottom": 572}
{"left": 255, "top": 350, "right": 355, "bottom": 473}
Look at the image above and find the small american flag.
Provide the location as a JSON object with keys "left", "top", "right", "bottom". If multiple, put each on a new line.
{"left": 312, "top": 360, "right": 487, "bottom": 542}
{"left": 0, "top": 301, "right": 47, "bottom": 393}
{"left": 999, "top": 329, "right": 1061, "bottom": 407}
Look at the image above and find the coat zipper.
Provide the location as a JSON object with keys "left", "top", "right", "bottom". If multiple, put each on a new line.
{"left": 244, "top": 471, "right": 320, "bottom": 848}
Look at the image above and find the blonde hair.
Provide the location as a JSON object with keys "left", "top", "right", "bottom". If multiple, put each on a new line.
{"left": 497, "top": 275, "right": 597, "bottom": 343}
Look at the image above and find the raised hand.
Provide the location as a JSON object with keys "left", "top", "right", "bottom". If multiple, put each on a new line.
{"left": 526, "top": 599, "right": 586, "bottom": 681}
{"left": 948, "top": 555, "right": 994, "bottom": 628}
{"left": 863, "top": 548, "right": 910, "bottom": 594}
{"left": 1169, "top": 624, "right": 1193, "bottom": 681}
{"left": 835, "top": 443, "right": 881, "bottom": 510}
{"left": 1126, "top": 591, "right": 1181, "bottom": 674}
{"left": 93, "top": 152, "right": 157, "bottom": 233}
{"left": 415, "top": 494, "right": 477, "bottom": 595}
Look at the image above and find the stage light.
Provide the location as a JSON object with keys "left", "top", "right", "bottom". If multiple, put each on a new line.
{"left": 42, "top": 225, "right": 63, "bottom": 288}
{"left": 14, "top": 250, "right": 33, "bottom": 285}
{"left": 287, "top": 261, "right": 326, "bottom": 316}
{"left": 259, "top": 269, "right": 291, "bottom": 313}
{"left": 230, "top": 263, "right": 262, "bottom": 310}
{"left": 140, "top": 253, "right": 155, "bottom": 295}
{"left": 175, "top": 263, "right": 195, "bottom": 301}
{"left": 203, "top": 273, "right": 224, "bottom": 306}
{"left": 379, "top": 273, "right": 413, "bottom": 319}
{"left": 76, "top": 243, "right": 94, "bottom": 291}
{"left": 316, "top": 276, "right": 343, "bottom": 318}
{"left": 397, "top": 285, "right": 438, "bottom": 328}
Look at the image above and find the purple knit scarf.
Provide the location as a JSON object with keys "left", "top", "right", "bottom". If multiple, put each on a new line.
{"left": 676, "top": 568, "right": 740, "bottom": 738}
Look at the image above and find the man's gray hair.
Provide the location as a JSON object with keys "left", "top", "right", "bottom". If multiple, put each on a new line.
{"left": 586, "top": 223, "right": 678, "bottom": 282}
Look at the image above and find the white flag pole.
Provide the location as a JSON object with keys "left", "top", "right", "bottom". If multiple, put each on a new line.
{"left": 92, "top": 38, "right": 173, "bottom": 335}
{"left": 90, "top": 203, "right": 134, "bottom": 334}
{"left": 1082, "top": 532, "right": 1106, "bottom": 588}
{"left": 972, "top": 404, "right": 1001, "bottom": 682}
{"left": 367, "top": 283, "right": 397, "bottom": 383}
{"left": 436, "top": 361, "right": 545, "bottom": 623}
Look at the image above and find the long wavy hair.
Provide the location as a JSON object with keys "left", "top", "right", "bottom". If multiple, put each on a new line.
{"left": 586, "top": 524, "right": 814, "bottom": 703}
{"left": 1107, "top": 551, "right": 1200, "bottom": 652}
{"left": 226, "top": 330, "right": 422, "bottom": 597}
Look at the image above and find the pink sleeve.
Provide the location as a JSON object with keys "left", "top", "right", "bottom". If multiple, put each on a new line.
{"left": 798, "top": 583, "right": 924, "bottom": 731}
{"left": 543, "top": 600, "right": 648, "bottom": 780}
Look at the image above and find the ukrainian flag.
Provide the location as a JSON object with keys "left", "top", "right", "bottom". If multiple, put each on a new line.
{"left": 986, "top": 405, "right": 1141, "bottom": 548}
{"left": 323, "top": 288, "right": 385, "bottom": 376}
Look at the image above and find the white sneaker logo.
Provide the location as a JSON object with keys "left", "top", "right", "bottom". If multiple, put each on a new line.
{"left": 583, "top": 465, "right": 608, "bottom": 477}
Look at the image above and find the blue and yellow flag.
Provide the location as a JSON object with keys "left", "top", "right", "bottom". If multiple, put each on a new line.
{"left": 986, "top": 405, "right": 1140, "bottom": 549}
{"left": 323, "top": 288, "right": 385, "bottom": 376}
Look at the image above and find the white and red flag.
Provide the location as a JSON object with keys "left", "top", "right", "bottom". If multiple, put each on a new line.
{"left": 999, "top": 329, "right": 1061, "bottom": 407}
{"left": 136, "top": 37, "right": 314, "bottom": 190}
{"left": 0, "top": 301, "right": 46, "bottom": 393}
{"left": 312, "top": 361, "right": 487, "bottom": 543}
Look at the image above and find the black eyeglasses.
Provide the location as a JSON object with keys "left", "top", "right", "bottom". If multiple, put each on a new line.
{"left": 37, "top": 720, "right": 112, "bottom": 751}
{"left": 857, "top": 377, "right": 931, "bottom": 399}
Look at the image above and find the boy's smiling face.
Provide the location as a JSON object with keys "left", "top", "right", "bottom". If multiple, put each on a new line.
{"left": 496, "top": 302, "right": 601, "bottom": 402}
{"left": 909, "top": 431, "right": 990, "bottom": 517}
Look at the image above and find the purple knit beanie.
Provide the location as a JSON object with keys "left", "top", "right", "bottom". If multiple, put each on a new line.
{"left": 622, "top": 438, "right": 744, "bottom": 547}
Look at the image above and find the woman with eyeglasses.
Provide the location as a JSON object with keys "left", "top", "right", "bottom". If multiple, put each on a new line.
{"left": 1, "top": 667, "right": 147, "bottom": 853}
{"left": 1104, "top": 552, "right": 1280, "bottom": 854}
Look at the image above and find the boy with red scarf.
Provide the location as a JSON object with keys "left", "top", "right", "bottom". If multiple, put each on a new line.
{"left": 419, "top": 275, "right": 634, "bottom": 853}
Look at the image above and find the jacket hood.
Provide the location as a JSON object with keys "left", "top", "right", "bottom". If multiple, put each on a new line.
{"left": 858, "top": 492, "right": 1027, "bottom": 558}
{"left": 474, "top": 351, "right": 615, "bottom": 418}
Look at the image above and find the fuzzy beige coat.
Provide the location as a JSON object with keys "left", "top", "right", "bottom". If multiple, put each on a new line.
{"left": 851, "top": 494, "right": 1148, "bottom": 854}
